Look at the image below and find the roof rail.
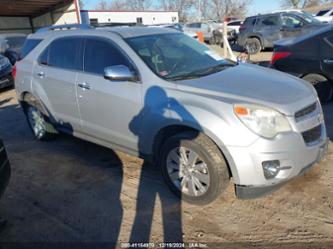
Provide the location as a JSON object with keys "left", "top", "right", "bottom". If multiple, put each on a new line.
{"left": 36, "top": 24, "right": 92, "bottom": 33}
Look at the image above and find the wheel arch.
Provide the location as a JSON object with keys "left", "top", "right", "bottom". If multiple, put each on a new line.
{"left": 152, "top": 124, "right": 239, "bottom": 182}
{"left": 20, "top": 91, "right": 49, "bottom": 118}
{"left": 247, "top": 35, "right": 263, "bottom": 48}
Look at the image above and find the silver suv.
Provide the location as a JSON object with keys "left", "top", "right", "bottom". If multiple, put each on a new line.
{"left": 15, "top": 25, "right": 328, "bottom": 204}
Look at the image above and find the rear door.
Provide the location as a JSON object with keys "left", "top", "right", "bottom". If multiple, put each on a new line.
{"left": 32, "top": 37, "right": 83, "bottom": 132}
{"left": 76, "top": 36, "right": 142, "bottom": 150}
{"left": 321, "top": 33, "right": 333, "bottom": 80}
{"left": 255, "top": 15, "right": 282, "bottom": 47}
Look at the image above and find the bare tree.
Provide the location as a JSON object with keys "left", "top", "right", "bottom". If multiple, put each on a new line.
{"left": 95, "top": 0, "right": 153, "bottom": 10}
{"left": 161, "top": 0, "right": 194, "bottom": 22}
{"left": 95, "top": 0, "right": 109, "bottom": 10}
{"left": 199, "top": 0, "right": 252, "bottom": 21}
{"left": 78, "top": 0, "right": 84, "bottom": 9}
{"left": 282, "top": 0, "right": 332, "bottom": 8}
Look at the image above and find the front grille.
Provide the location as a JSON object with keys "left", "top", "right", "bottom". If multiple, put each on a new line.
{"left": 295, "top": 102, "right": 317, "bottom": 121}
{"left": 302, "top": 125, "right": 322, "bottom": 144}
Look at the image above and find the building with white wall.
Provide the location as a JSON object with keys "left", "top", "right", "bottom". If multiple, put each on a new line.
{"left": 81, "top": 10, "right": 179, "bottom": 25}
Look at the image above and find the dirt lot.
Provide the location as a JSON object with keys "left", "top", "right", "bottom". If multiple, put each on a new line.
{"left": 0, "top": 56, "right": 333, "bottom": 248}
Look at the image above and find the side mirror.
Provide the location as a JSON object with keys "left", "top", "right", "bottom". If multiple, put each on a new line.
{"left": 104, "top": 65, "right": 138, "bottom": 82}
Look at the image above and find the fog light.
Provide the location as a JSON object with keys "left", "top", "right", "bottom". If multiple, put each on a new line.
{"left": 262, "top": 160, "right": 280, "bottom": 179}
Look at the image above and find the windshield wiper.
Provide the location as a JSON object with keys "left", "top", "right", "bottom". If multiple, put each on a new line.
{"left": 167, "top": 63, "right": 233, "bottom": 81}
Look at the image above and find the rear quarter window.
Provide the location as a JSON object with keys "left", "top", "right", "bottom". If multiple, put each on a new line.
{"left": 260, "top": 16, "right": 280, "bottom": 26}
{"left": 244, "top": 17, "right": 256, "bottom": 26}
{"left": 19, "top": 39, "right": 42, "bottom": 60}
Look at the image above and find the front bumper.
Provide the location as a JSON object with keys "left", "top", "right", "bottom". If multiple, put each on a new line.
{"left": 235, "top": 138, "right": 329, "bottom": 199}
{"left": 225, "top": 100, "right": 328, "bottom": 199}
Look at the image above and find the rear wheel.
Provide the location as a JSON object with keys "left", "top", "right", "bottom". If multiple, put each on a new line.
{"left": 245, "top": 37, "right": 261, "bottom": 55}
{"left": 26, "top": 105, "right": 57, "bottom": 141}
{"left": 160, "top": 131, "right": 230, "bottom": 205}
{"left": 303, "top": 74, "right": 333, "bottom": 104}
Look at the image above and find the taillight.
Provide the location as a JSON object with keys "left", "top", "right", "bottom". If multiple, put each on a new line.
{"left": 271, "top": 51, "right": 291, "bottom": 65}
{"left": 239, "top": 24, "right": 246, "bottom": 31}
{"left": 12, "top": 64, "right": 17, "bottom": 80}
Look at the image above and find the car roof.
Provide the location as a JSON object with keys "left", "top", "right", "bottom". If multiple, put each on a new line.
{"left": 28, "top": 26, "right": 179, "bottom": 40}
{"left": 101, "top": 26, "right": 178, "bottom": 38}
{"left": 245, "top": 13, "right": 279, "bottom": 19}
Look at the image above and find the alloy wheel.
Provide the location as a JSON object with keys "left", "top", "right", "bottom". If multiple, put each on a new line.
{"left": 166, "top": 146, "right": 210, "bottom": 197}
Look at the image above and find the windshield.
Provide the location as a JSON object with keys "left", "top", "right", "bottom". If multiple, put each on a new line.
{"left": 296, "top": 12, "right": 321, "bottom": 24}
{"left": 126, "top": 33, "right": 235, "bottom": 80}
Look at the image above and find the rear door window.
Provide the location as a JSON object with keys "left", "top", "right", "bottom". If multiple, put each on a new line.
{"left": 260, "top": 16, "right": 280, "bottom": 26}
{"left": 244, "top": 17, "right": 256, "bottom": 26}
{"left": 47, "top": 37, "right": 82, "bottom": 71}
{"left": 19, "top": 39, "right": 42, "bottom": 60}
{"left": 83, "top": 38, "right": 132, "bottom": 75}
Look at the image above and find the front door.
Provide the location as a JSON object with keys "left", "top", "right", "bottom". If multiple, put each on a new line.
{"left": 76, "top": 37, "right": 142, "bottom": 151}
{"left": 280, "top": 14, "right": 304, "bottom": 39}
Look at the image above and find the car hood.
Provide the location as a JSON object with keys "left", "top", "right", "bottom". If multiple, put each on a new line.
{"left": 176, "top": 64, "right": 317, "bottom": 115}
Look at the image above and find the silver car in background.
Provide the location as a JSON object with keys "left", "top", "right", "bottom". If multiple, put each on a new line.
{"left": 15, "top": 25, "right": 328, "bottom": 204}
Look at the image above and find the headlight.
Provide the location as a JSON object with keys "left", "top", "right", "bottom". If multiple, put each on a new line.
{"left": 0, "top": 56, "right": 10, "bottom": 69}
{"left": 234, "top": 104, "right": 292, "bottom": 138}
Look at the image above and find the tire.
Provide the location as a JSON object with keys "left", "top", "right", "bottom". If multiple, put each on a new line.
{"left": 25, "top": 105, "right": 57, "bottom": 141}
{"left": 303, "top": 74, "right": 333, "bottom": 104}
{"left": 159, "top": 131, "right": 230, "bottom": 205}
{"left": 209, "top": 36, "right": 216, "bottom": 45}
{"left": 245, "top": 37, "right": 261, "bottom": 55}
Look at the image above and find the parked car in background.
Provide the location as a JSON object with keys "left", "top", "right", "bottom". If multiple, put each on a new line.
{"left": 0, "top": 33, "right": 26, "bottom": 89}
{"left": 210, "top": 20, "right": 242, "bottom": 45}
{"left": 0, "top": 33, "right": 27, "bottom": 54}
{"left": 271, "top": 25, "right": 333, "bottom": 104}
{"left": 0, "top": 54, "right": 13, "bottom": 89}
{"left": 227, "top": 20, "right": 243, "bottom": 34}
{"left": 15, "top": 25, "right": 328, "bottom": 204}
{"left": 0, "top": 138, "right": 10, "bottom": 200}
{"left": 315, "top": 8, "right": 333, "bottom": 23}
{"left": 183, "top": 21, "right": 222, "bottom": 43}
{"left": 238, "top": 11, "right": 324, "bottom": 54}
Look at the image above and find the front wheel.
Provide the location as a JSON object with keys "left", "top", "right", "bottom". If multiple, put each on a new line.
{"left": 303, "top": 74, "right": 333, "bottom": 104}
{"left": 160, "top": 131, "right": 230, "bottom": 205}
{"left": 26, "top": 105, "right": 57, "bottom": 141}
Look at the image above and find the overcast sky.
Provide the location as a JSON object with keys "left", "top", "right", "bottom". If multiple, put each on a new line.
{"left": 81, "top": 0, "right": 282, "bottom": 16}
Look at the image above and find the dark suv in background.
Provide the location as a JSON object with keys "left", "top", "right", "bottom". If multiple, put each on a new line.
{"left": 238, "top": 11, "right": 324, "bottom": 54}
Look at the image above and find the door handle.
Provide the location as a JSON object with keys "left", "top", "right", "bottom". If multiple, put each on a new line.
{"left": 37, "top": 72, "right": 45, "bottom": 78}
{"left": 323, "top": 59, "right": 333, "bottom": 64}
{"left": 78, "top": 82, "right": 91, "bottom": 90}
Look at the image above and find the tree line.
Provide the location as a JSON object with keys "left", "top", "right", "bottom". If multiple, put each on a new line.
{"left": 86, "top": 0, "right": 333, "bottom": 22}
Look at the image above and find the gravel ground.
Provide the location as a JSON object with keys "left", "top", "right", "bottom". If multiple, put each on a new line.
{"left": 0, "top": 53, "right": 332, "bottom": 248}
